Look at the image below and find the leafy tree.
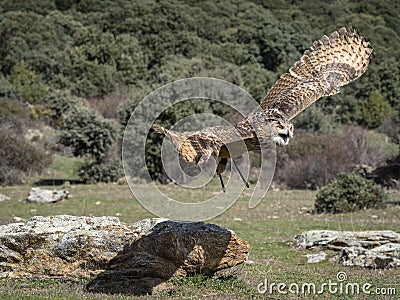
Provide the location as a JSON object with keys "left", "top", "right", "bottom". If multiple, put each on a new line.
{"left": 59, "top": 107, "right": 117, "bottom": 162}
{"left": 42, "top": 91, "right": 78, "bottom": 126}
{"left": 1, "top": 0, "right": 400, "bottom": 185}
{"left": 292, "top": 105, "right": 338, "bottom": 134}
{"left": 8, "top": 61, "right": 48, "bottom": 103}
{"left": 362, "top": 90, "right": 393, "bottom": 129}
{"left": 78, "top": 160, "right": 124, "bottom": 184}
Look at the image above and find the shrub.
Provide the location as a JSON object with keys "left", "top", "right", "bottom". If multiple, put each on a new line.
{"left": 8, "top": 61, "right": 48, "bottom": 104}
{"left": 0, "top": 76, "right": 16, "bottom": 98}
{"left": 78, "top": 160, "right": 124, "bottom": 183}
{"left": 276, "top": 132, "right": 356, "bottom": 189}
{"left": 87, "top": 86, "right": 131, "bottom": 119}
{"left": 342, "top": 125, "right": 399, "bottom": 168}
{"left": 42, "top": 92, "right": 77, "bottom": 126}
{"left": 59, "top": 107, "right": 118, "bottom": 162}
{"left": 292, "top": 105, "right": 338, "bottom": 134}
{"left": 0, "top": 128, "right": 52, "bottom": 185}
{"left": 314, "top": 172, "right": 387, "bottom": 214}
{"left": 362, "top": 90, "right": 394, "bottom": 129}
{"left": 275, "top": 126, "right": 399, "bottom": 189}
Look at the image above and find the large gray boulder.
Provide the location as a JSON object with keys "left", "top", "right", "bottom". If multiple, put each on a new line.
{"left": 295, "top": 230, "right": 400, "bottom": 269}
{"left": 0, "top": 215, "right": 249, "bottom": 294}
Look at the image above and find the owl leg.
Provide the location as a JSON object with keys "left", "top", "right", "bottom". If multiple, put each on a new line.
{"left": 217, "top": 158, "right": 228, "bottom": 193}
{"left": 218, "top": 174, "right": 226, "bottom": 193}
{"left": 232, "top": 158, "right": 250, "bottom": 188}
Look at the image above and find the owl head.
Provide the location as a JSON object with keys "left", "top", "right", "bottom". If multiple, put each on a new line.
{"left": 245, "top": 111, "right": 294, "bottom": 146}
{"left": 269, "top": 118, "right": 294, "bottom": 146}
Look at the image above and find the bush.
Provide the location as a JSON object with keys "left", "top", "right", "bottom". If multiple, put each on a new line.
{"left": 342, "top": 125, "right": 399, "bottom": 168}
{"left": 292, "top": 105, "right": 338, "bottom": 134}
{"left": 362, "top": 90, "right": 394, "bottom": 129}
{"left": 78, "top": 160, "right": 124, "bottom": 183}
{"left": 87, "top": 86, "right": 131, "bottom": 119}
{"left": 0, "top": 76, "right": 16, "bottom": 98}
{"left": 0, "top": 128, "right": 52, "bottom": 185}
{"left": 275, "top": 126, "right": 399, "bottom": 189}
{"left": 59, "top": 107, "right": 118, "bottom": 162}
{"left": 275, "top": 132, "right": 356, "bottom": 189}
{"left": 314, "top": 172, "right": 387, "bottom": 214}
{"left": 8, "top": 61, "right": 48, "bottom": 104}
{"left": 42, "top": 92, "right": 77, "bottom": 126}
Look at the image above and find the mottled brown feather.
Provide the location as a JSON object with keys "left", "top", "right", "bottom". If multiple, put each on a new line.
{"left": 260, "top": 27, "right": 373, "bottom": 120}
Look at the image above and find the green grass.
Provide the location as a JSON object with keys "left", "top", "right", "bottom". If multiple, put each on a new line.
{"left": 0, "top": 183, "right": 399, "bottom": 299}
{"left": 45, "top": 154, "right": 86, "bottom": 180}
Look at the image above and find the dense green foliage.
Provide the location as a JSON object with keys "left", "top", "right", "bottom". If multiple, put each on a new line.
{"left": 362, "top": 90, "right": 394, "bottom": 129}
{"left": 78, "top": 160, "right": 124, "bottom": 184}
{"left": 7, "top": 61, "right": 48, "bottom": 104}
{"left": 42, "top": 91, "right": 77, "bottom": 126}
{"left": 314, "top": 173, "right": 387, "bottom": 213}
{"left": 1, "top": 0, "right": 399, "bottom": 115}
{"left": 59, "top": 107, "right": 117, "bottom": 162}
{"left": 0, "top": 0, "right": 399, "bottom": 184}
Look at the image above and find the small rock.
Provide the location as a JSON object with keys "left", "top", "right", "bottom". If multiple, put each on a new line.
{"left": 24, "top": 128, "right": 43, "bottom": 141}
{"left": 233, "top": 217, "right": 242, "bottom": 222}
{"left": 27, "top": 187, "right": 68, "bottom": 203}
{"left": 305, "top": 252, "right": 327, "bottom": 263}
{"left": 95, "top": 201, "right": 101, "bottom": 206}
{"left": 299, "top": 207, "right": 310, "bottom": 214}
{"left": 0, "top": 194, "right": 10, "bottom": 202}
{"left": 13, "top": 217, "right": 26, "bottom": 223}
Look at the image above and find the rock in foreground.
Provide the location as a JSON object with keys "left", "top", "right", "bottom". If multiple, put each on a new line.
{"left": 295, "top": 230, "right": 400, "bottom": 269}
{"left": 0, "top": 215, "right": 249, "bottom": 293}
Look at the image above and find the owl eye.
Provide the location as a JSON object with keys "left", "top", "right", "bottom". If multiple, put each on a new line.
{"left": 277, "top": 124, "right": 284, "bottom": 130}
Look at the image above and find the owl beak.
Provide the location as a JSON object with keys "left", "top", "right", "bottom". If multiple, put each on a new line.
{"left": 274, "top": 128, "right": 292, "bottom": 146}
{"left": 278, "top": 133, "right": 290, "bottom": 145}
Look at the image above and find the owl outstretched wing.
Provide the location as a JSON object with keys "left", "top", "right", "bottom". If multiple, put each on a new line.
{"left": 260, "top": 27, "right": 374, "bottom": 120}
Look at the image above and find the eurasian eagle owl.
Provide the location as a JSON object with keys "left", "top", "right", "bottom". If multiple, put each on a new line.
{"left": 154, "top": 27, "right": 374, "bottom": 191}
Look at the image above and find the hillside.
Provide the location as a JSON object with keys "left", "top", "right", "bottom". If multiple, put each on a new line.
{"left": 0, "top": 0, "right": 399, "bottom": 185}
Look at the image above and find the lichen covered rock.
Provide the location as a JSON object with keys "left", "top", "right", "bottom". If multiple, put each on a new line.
{"left": 0, "top": 215, "right": 249, "bottom": 283}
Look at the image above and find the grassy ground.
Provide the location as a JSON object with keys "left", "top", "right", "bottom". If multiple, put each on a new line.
{"left": 0, "top": 181, "right": 399, "bottom": 299}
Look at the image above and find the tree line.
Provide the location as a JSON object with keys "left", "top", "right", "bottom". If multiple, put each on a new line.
{"left": 0, "top": 0, "right": 399, "bottom": 185}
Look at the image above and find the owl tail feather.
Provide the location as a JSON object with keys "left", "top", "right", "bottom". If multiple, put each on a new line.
{"left": 153, "top": 124, "right": 203, "bottom": 163}
{"left": 153, "top": 124, "right": 184, "bottom": 149}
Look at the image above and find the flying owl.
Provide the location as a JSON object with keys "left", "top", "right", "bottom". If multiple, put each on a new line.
{"left": 154, "top": 27, "right": 374, "bottom": 191}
